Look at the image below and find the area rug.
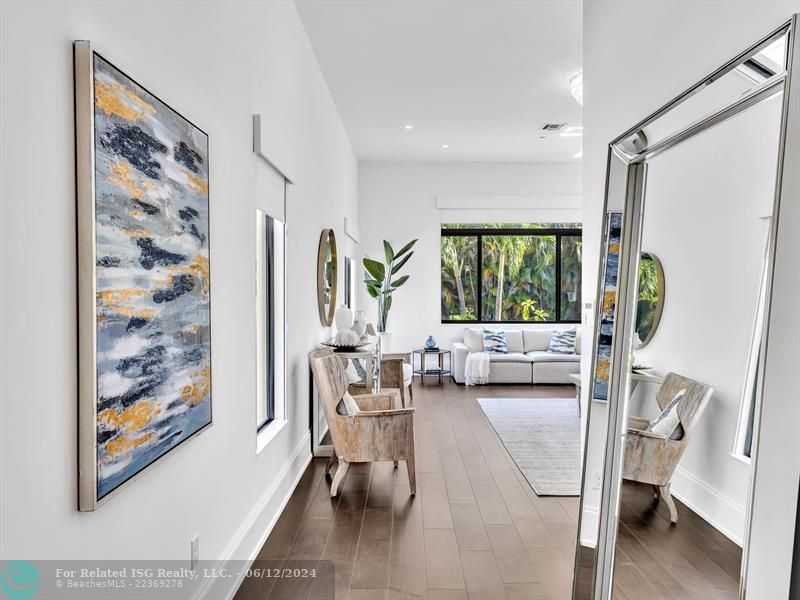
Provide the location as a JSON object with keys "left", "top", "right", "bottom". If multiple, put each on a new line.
{"left": 477, "top": 397, "right": 580, "bottom": 496}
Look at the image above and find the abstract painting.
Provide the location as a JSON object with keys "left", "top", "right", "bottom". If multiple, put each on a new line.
{"left": 592, "top": 212, "right": 622, "bottom": 401}
{"left": 76, "top": 43, "right": 211, "bottom": 509}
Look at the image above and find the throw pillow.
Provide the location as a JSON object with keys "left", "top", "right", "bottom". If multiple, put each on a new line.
{"left": 336, "top": 391, "right": 361, "bottom": 416}
{"left": 548, "top": 328, "right": 577, "bottom": 354}
{"left": 464, "top": 328, "right": 485, "bottom": 353}
{"left": 482, "top": 329, "right": 508, "bottom": 354}
{"left": 646, "top": 388, "right": 687, "bottom": 440}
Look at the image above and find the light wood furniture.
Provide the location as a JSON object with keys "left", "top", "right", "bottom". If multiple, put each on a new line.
{"left": 624, "top": 372, "right": 713, "bottom": 523}
{"left": 380, "top": 352, "right": 413, "bottom": 407}
{"left": 309, "top": 347, "right": 416, "bottom": 497}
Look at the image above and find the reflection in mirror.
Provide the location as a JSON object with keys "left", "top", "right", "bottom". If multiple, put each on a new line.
{"left": 609, "top": 86, "right": 782, "bottom": 598}
{"left": 634, "top": 252, "right": 665, "bottom": 349}
{"left": 616, "top": 28, "right": 788, "bottom": 160}
{"left": 317, "top": 229, "right": 338, "bottom": 326}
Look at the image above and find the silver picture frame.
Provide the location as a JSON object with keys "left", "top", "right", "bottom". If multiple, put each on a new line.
{"left": 75, "top": 40, "right": 213, "bottom": 511}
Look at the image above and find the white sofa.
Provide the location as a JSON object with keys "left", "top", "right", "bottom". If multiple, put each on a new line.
{"left": 452, "top": 327, "right": 581, "bottom": 385}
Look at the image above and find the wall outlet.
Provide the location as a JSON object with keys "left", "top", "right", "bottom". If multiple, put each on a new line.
{"left": 592, "top": 471, "right": 602, "bottom": 490}
{"left": 190, "top": 535, "right": 200, "bottom": 571}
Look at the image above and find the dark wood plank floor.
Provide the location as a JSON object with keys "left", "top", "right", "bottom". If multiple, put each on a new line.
{"left": 237, "top": 380, "right": 578, "bottom": 600}
{"left": 612, "top": 481, "right": 742, "bottom": 600}
{"left": 236, "top": 379, "right": 742, "bottom": 600}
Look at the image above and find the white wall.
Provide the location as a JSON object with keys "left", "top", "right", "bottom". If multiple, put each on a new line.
{"left": 0, "top": 0, "right": 357, "bottom": 592}
{"left": 357, "top": 161, "right": 582, "bottom": 354}
{"left": 581, "top": 0, "right": 800, "bottom": 594}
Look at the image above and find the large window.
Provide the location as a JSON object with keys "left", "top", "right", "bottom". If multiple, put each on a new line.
{"left": 257, "top": 210, "right": 286, "bottom": 438}
{"left": 441, "top": 224, "right": 582, "bottom": 323}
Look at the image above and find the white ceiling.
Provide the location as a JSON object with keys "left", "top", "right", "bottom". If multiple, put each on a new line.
{"left": 295, "top": 0, "right": 582, "bottom": 162}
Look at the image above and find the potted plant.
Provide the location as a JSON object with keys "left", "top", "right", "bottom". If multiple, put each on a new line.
{"left": 363, "top": 239, "right": 417, "bottom": 333}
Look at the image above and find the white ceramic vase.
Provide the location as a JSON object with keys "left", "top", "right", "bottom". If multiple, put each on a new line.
{"left": 334, "top": 304, "right": 353, "bottom": 332}
{"left": 352, "top": 310, "right": 367, "bottom": 336}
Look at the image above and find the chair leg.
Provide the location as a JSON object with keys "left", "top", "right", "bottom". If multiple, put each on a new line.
{"left": 408, "top": 381, "right": 414, "bottom": 403}
{"left": 325, "top": 450, "right": 338, "bottom": 475}
{"left": 399, "top": 386, "right": 406, "bottom": 409}
{"left": 406, "top": 456, "right": 416, "bottom": 495}
{"left": 659, "top": 484, "right": 678, "bottom": 524}
{"left": 652, "top": 484, "right": 660, "bottom": 500}
{"left": 330, "top": 460, "right": 349, "bottom": 497}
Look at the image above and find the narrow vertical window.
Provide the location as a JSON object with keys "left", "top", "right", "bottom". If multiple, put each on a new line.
{"left": 344, "top": 256, "right": 354, "bottom": 308}
{"left": 257, "top": 209, "right": 286, "bottom": 446}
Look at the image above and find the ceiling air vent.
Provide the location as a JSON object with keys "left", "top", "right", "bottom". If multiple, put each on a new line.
{"left": 541, "top": 123, "right": 567, "bottom": 132}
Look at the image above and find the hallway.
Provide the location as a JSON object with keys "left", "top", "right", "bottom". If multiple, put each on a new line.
{"left": 237, "top": 381, "right": 579, "bottom": 599}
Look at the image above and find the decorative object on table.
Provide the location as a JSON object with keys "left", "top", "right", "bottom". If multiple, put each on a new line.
{"left": 309, "top": 348, "right": 416, "bottom": 497}
{"left": 74, "top": 41, "right": 212, "bottom": 511}
{"left": 363, "top": 238, "right": 418, "bottom": 332}
{"left": 425, "top": 335, "right": 438, "bottom": 351}
{"left": 592, "top": 212, "right": 623, "bottom": 401}
{"left": 317, "top": 229, "right": 338, "bottom": 326}
{"left": 333, "top": 329, "right": 361, "bottom": 347}
{"left": 635, "top": 252, "right": 665, "bottom": 348}
{"left": 334, "top": 304, "right": 354, "bottom": 332}
{"left": 352, "top": 309, "right": 367, "bottom": 337}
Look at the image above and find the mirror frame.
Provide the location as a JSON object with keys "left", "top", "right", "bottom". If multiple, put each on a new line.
{"left": 635, "top": 252, "right": 665, "bottom": 349}
{"left": 574, "top": 16, "right": 800, "bottom": 600}
{"left": 317, "top": 229, "right": 338, "bottom": 326}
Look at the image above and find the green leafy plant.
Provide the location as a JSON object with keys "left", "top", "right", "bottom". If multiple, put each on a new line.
{"left": 520, "top": 299, "right": 549, "bottom": 321}
{"left": 364, "top": 239, "right": 418, "bottom": 332}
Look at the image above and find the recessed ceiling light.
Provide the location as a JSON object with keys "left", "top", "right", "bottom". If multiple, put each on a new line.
{"left": 404, "top": 124, "right": 414, "bottom": 130}
{"left": 573, "top": 149, "right": 583, "bottom": 159}
{"left": 441, "top": 144, "right": 449, "bottom": 149}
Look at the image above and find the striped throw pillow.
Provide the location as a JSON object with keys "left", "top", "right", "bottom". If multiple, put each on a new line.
{"left": 482, "top": 329, "right": 508, "bottom": 354}
{"left": 548, "top": 328, "right": 577, "bottom": 354}
{"left": 646, "top": 389, "right": 686, "bottom": 440}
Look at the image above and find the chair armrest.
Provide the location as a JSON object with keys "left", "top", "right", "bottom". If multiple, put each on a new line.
{"left": 382, "top": 352, "right": 410, "bottom": 363}
{"left": 452, "top": 342, "right": 470, "bottom": 383}
{"left": 354, "top": 391, "right": 400, "bottom": 412}
{"left": 628, "top": 416, "right": 651, "bottom": 431}
{"left": 342, "top": 410, "right": 415, "bottom": 462}
{"left": 380, "top": 359, "right": 404, "bottom": 389}
{"left": 627, "top": 428, "right": 668, "bottom": 440}
{"left": 357, "top": 407, "right": 415, "bottom": 417}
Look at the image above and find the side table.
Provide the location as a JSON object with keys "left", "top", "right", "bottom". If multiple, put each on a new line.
{"left": 412, "top": 349, "right": 451, "bottom": 385}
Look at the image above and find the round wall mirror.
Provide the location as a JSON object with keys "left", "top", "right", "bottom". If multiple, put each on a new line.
{"left": 635, "top": 252, "right": 665, "bottom": 348}
{"left": 317, "top": 229, "right": 338, "bottom": 326}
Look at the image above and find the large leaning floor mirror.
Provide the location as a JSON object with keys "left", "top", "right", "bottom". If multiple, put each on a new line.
{"left": 574, "top": 17, "right": 800, "bottom": 600}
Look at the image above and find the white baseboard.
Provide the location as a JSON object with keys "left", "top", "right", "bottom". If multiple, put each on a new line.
{"left": 670, "top": 466, "right": 745, "bottom": 546}
{"left": 196, "top": 430, "right": 312, "bottom": 600}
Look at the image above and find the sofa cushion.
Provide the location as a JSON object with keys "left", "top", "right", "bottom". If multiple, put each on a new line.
{"left": 488, "top": 352, "right": 533, "bottom": 363}
{"left": 506, "top": 329, "right": 524, "bottom": 353}
{"left": 482, "top": 329, "right": 508, "bottom": 354}
{"left": 523, "top": 329, "right": 553, "bottom": 352}
{"left": 464, "top": 328, "right": 484, "bottom": 352}
{"left": 548, "top": 328, "right": 577, "bottom": 354}
{"left": 526, "top": 351, "right": 581, "bottom": 363}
